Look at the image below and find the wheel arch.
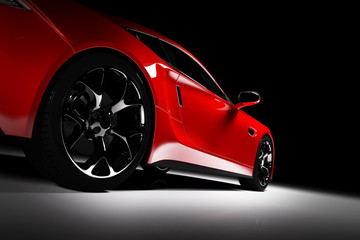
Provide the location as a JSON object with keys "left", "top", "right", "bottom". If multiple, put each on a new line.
{"left": 29, "top": 47, "right": 156, "bottom": 139}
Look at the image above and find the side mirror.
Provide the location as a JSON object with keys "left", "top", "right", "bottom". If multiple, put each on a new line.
{"left": 234, "top": 91, "right": 261, "bottom": 110}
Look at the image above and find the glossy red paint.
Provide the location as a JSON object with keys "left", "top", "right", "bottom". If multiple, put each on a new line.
{"left": 0, "top": 3, "right": 74, "bottom": 137}
{"left": 0, "top": 0, "right": 274, "bottom": 179}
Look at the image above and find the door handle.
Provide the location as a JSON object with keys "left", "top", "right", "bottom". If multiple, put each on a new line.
{"left": 176, "top": 85, "right": 182, "bottom": 106}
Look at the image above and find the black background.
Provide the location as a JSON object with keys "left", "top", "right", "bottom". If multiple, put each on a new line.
{"left": 81, "top": 1, "right": 357, "bottom": 194}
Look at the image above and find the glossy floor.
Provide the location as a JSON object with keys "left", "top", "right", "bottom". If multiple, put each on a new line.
{"left": 0, "top": 154, "right": 359, "bottom": 240}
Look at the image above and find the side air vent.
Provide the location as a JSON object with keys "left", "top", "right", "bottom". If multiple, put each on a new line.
{"left": 177, "top": 86, "right": 183, "bottom": 106}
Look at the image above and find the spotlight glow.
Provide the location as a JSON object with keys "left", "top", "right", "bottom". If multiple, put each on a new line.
{"left": 1, "top": 159, "right": 360, "bottom": 240}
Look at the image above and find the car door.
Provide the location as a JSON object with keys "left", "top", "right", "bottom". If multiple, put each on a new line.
{"left": 160, "top": 40, "right": 253, "bottom": 165}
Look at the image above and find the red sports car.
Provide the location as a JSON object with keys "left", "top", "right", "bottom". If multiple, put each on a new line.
{"left": 0, "top": 0, "right": 274, "bottom": 191}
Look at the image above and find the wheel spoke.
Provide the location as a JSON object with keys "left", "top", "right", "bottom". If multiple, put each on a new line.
{"left": 257, "top": 140, "right": 273, "bottom": 187}
{"left": 139, "top": 105, "right": 145, "bottom": 125}
{"left": 259, "top": 149, "right": 264, "bottom": 159}
{"left": 109, "top": 129, "right": 132, "bottom": 160}
{"left": 63, "top": 111, "right": 87, "bottom": 150}
{"left": 111, "top": 99, "right": 142, "bottom": 115}
{"left": 66, "top": 129, "right": 86, "bottom": 150}
{"left": 104, "top": 158, "right": 117, "bottom": 176}
{"left": 109, "top": 75, "right": 142, "bottom": 114}
{"left": 83, "top": 158, "right": 102, "bottom": 175}
{"left": 78, "top": 81, "right": 103, "bottom": 111}
{"left": 81, "top": 137, "right": 105, "bottom": 172}
{"left": 111, "top": 98, "right": 127, "bottom": 114}
{"left": 99, "top": 136, "right": 107, "bottom": 152}
{"left": 63, "top": 112, "right": 86, "bottom": 128}
{"left": 259, "top": 153, "right": 269, "bottom": 167}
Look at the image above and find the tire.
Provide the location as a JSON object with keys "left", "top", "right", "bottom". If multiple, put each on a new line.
{"left": 28, "top": 52, "right": 154, "bottom": 191}
{"left": 239, "top": 135, "right": 273, "bottom": 191}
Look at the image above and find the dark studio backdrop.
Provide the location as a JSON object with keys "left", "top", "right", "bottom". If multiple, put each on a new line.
{"left": 80, "top": 1, "right": 356, "bottom": 194}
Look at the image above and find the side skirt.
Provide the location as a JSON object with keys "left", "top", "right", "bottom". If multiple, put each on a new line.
{"left": 150, "top": 160, "right": 253, "bottom": 179}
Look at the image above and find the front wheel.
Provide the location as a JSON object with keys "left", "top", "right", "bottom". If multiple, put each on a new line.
{"left": 28, "top": 52, "right": 154, "bottom": 191}
{"left": 239, "top": 135, "right": 274, "bottom": 191}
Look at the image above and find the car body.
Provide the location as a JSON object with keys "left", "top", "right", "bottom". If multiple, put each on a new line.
{"left": 0, "top": 0, "right": 274, "bottom": 191}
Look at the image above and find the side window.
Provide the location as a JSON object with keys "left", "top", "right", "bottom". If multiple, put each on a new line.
{"left": 128, "top": 29, "right": 168, "bottom": 62}
{"left": 127, "top": 28, "right": 228, "bottom": 102}
{"left": 161, "top": 41, "right": 198, "bottom": 81}
{"left": 161, "top": 40, "right": 228, "bottom": 101}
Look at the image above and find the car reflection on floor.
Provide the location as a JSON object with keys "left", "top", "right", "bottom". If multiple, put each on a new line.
{"left": 1, "top": 153, "right": 360, "bottom": 240}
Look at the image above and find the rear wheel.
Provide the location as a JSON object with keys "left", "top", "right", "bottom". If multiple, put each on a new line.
{"left": 239, "top": 135, "right": 273, "bottom": 191}
{"left": 28, "top": 52, "right": 154, "bottom": 191}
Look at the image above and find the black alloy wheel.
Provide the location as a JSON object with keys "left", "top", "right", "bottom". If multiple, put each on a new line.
{"left": 28, "top": 52, "right": 154, "bottom": 191}
{"left": 239, "top": 135, "right": 273, "bottom": 191}
{"left": 62, "top": 67, "right": 146, "bottom": 178}
{"left": 256, "top": 139, "right": 273, "bottom": 187}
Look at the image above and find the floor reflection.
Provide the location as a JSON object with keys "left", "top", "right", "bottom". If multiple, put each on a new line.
{"left": 1, "top": 154, "right": 360, "bottom": 240}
